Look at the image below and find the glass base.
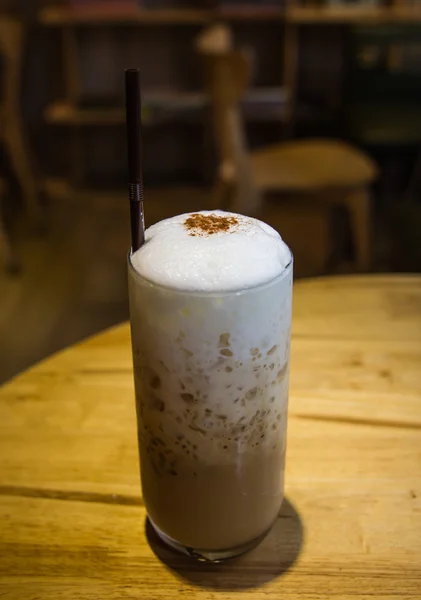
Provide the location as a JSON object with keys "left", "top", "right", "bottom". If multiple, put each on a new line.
{"left": 149, "top": 518, "right": 272, "bottom": 562}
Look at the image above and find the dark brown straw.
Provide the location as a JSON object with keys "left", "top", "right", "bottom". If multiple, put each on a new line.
{"left": 125, "top": 68, "right": 145, "bottom": 252}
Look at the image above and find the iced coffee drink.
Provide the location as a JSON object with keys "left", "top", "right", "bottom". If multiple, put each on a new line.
{"left": 128, "top": 211, "right": 292, "bottom": 561}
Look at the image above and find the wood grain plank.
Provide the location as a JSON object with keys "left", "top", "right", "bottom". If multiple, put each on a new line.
{"left": 0, "top": 490, "right": 420, "bottom": 599}
{"left": 292, "top": 276, "right": 421, "bottom": 342}
{"left": 0, "top": 354, "right": 420, "bottom": 495}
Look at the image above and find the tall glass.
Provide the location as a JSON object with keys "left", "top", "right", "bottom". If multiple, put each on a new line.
{"left": 128, "top": 252, "right": 293, "bottom": 561}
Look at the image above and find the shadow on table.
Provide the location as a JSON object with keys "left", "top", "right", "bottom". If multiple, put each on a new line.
{"left": 145, "top": 497, "right": 304, "bottom": 591}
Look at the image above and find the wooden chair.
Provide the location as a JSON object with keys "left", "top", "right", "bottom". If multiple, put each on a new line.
{"left": 195, "top": 25, "right": 378, "bottom": 271}
{"left": 0, "top": 16, "right": 40, "bottom": 225}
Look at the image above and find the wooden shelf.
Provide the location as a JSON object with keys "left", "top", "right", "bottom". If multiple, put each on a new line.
{"left": 243, "top": 86, "right": 289, "bottom": 122}
{"left": 44, "top": 87, "right": 288, "bottom": 126}
{"left": 44, "top": 92, "right": 206, "bottom": 126}
{"left": 286, "top": 6, "right": 421, "bottom": 25}
{"left": 42, "top": 179, "right": 210, "bottom": 226}
{"left": 216, "top": 6, "right": 284, "bottom": 21}
{"left": 39, "top": 4, "right": 287, "bottom": 26}
{"left": 39, "top": 6, "right": 212, "bottom": 26}
{"left": 44, "top": 102, "right": 125, "bottom": 125}
{"left": 39, "top": 4, "right": 421, "bottom": 27}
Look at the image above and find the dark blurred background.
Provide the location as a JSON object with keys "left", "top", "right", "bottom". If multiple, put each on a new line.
{"left": 0, "top": 0, "right": 420, "bottom": 383}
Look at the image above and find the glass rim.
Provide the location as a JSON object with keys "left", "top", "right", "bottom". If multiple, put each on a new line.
{"left": 127, "top": 248, "right": 293, "bottom": 298}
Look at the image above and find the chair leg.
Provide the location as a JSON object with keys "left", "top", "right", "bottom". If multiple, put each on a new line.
{"left": 0, "top": 188, "right": 20, "bottom": 274}
{"left": 4, "top": 120, "right": 41, "bottom": 225}
{"left": 346, "top": 187, "right": 371, "bottom": 271}
{"left": 212, "top": 176, "right": 232, "bottom": 210}
{"left": 212, "top": 163, "right": 237, "bottom": 210}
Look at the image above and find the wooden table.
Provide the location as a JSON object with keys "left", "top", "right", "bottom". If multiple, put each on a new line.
{"left": 1, "top": 276, "right": 421, "bottom": 599}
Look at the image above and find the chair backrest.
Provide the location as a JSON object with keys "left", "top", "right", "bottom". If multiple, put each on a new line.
{"left": 194, "top": 22, "right": 233, "bottom": 56}
{"left": 195, "top": 25, "right": 262, "bottom": 215}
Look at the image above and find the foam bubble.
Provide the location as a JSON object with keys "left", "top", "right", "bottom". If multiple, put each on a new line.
{"left": 131, "top": 211, "right": 292, "bottom": 292}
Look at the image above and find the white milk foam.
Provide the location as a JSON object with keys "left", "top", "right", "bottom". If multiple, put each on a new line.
{"left": 131, "top": 210, "right": 292, "bottom": 292}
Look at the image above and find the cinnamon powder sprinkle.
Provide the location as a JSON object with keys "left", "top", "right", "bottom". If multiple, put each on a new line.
{"left": 184, "top": 213, "right": 239, "bottom": 236}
